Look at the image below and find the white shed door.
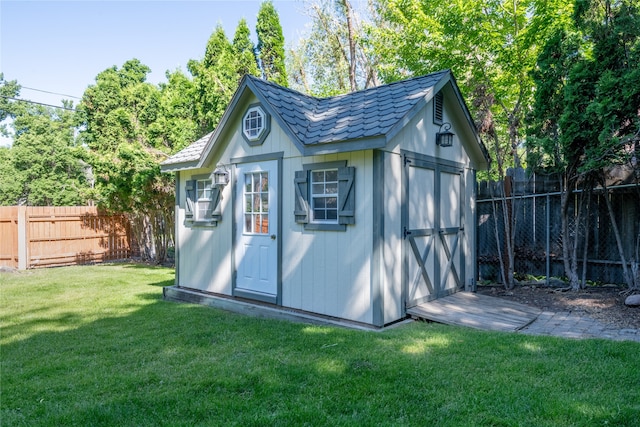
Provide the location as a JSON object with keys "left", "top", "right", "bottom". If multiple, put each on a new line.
{"left": 404, "top": 154, "right": 464, "bottom": 308}
{"left": 234, "top": 160, "right": 278, "bottom": 302}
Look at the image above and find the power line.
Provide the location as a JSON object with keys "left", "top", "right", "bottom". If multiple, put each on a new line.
{"left": 0, "top": 95, "right": 76, "bottom": 111}
{"left": 21, "top": 86, "right": 82, "bottom": 100}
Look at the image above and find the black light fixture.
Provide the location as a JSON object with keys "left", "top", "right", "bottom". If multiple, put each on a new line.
{"left": 436, "top": 122, "right": 454, "bottom": 147}
{"left": 212, "top": 164, "right": 230, "bottom": 187}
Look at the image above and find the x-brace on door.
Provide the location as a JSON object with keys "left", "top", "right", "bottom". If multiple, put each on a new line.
{"left": 402, "top": 152, "right": 465, "bottom": 308}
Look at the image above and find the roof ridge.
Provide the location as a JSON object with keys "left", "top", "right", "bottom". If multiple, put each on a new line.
{"left": 315, "top": 69, "right": 450, "bottom": 102}
{"left": 246, "top": 74, "right": 319, "bottom": 104}
{"left": 246, "top": 69, "right": 449, "bottom": 104}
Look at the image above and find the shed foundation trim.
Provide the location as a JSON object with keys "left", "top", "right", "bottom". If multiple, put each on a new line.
{"left": 163, "top": 286, "right": 402, "bottom": 331}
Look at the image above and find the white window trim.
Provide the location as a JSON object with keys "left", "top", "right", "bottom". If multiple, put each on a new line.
{"left": 310, "top": 168, "right": 339, "bottom": 224}
{"left": 241, "top": 104, "right": 270, "bottom": 145}
{"left": 294, "top": 160, "right": 354, "bottom": 232}
{"left": 195, "top": 178, "right": 213, "bottom": 221}
{"left": 242, "top": 170, "right": 270, "bottom": 235}
{"left": 184, "top": 174, "right": 222, "bottom": 227}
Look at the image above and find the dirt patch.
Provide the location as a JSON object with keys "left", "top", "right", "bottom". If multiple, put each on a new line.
{"left": 476, "top": 284, "right": 640, "bottom": 330}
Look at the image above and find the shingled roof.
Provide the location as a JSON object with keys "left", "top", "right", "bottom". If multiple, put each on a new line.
{"left": 248, "top": 70, "right": 448, "bottom": 146}
{"left": 162, "top": 131, "right": 213, "bottom": 168}
{"left": 161, "top": 69, "right": 483, "bottom": 170}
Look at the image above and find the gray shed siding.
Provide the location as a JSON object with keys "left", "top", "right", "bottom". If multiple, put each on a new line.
{"left": 165, "top": 72, "right": 486, "bottom": 327}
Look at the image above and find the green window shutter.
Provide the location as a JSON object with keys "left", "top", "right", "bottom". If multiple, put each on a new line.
{"left": 294, "top": 170, "right": 309, "bottom": 224}
{"left": 210, "top": 186, "right": 222, "bottom": 222}
{"left": 338, "top": 166, "right": 355, "bottom": 225}
{"left": 185, "top": 180, "right": 196, "bottom": 220}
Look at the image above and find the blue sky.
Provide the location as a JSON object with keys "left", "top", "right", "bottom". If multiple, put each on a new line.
{"left": 0, "top": 0, "right": 311, "bottom": 144}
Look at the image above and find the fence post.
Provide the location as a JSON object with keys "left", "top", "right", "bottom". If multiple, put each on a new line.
{"left": 17, "top": 206, "right": 28, "bottom": 270}
{"left": 546, "top": 194, "right": 550, "bottom": 286}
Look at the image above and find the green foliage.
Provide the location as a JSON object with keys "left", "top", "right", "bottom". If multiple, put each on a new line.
{"left": 528, "top": 0, "right": 640, "bottom": 176}
{"left": 0, "top": 73, "right": 21, "bottom": 136}
{"left": 153, "top": 70, "right": 200, "bottom": 153}
{"left": 291, "top": 1, "right": 351, "bottom": 96}
{"left": 2, "top": 265, "right": 639, "bottom": 426}
{"left": 0, "top": 100, "right": 92, "bottom": 206}
{"left": 0, "top": 147, "right": 21, "bottom": 204}
{"left": 289, "top": 0, "right": 378, "bottom": 96}
{"left": 526, "top": 25, "right": 581, "bottom": 171}
{"left": 78, "top": 59, "right": 175, "bottom": 261}
{"left": 188, "top": 25, "right": 238, "bottom": 133}
{"left": 233, "top": 18, "right": 260, "bottom": 78}
{"left": 367, "top": 0, "right": 545, "bottom": 177}
{"left": 257, "top": 0, "right": 288, "bottom": 86}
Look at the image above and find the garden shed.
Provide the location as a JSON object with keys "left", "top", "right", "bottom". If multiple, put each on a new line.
{"left": 161, "top": 70, "right": 489, "bottom": 327}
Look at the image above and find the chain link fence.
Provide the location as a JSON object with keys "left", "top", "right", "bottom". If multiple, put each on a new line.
{"left": 477, "top": 173, "right": 640, "bottom": 286}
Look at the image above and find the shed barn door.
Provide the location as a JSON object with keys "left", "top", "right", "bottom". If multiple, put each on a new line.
{"left": 403, "top": 153, "right": 465, "bottom": 308}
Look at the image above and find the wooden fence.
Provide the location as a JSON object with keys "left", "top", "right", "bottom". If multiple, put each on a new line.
{"left": 0, "top": 206, "right": 133, "bottom": 270}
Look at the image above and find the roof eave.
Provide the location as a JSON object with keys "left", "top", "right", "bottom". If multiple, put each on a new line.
{"left": 196, "top": 76, "right": 309, "bottom": 166}
{"left": 300, "top": 136, "right": 387, "bottom": 156}
{"left": 243, "top": 78, "right": 309, "bottom": 156}
{"left": 160, "top": 160, "right": 201, "bottom": 173}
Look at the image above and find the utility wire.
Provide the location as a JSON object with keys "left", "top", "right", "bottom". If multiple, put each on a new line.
{"left": 21, "top": 86, "right": 82, "bottom": 100}
{"left": 0, "top": 95, "right": 77, "bottom": 111}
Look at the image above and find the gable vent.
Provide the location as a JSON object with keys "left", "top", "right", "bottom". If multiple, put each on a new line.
{"left": 434, "top": 91, "right": 444, "bottom": 124}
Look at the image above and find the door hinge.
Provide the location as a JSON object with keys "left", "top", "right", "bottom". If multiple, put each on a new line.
{"left": 403, "top": 226, "right": 412, "bottom": 239}
{"left": 404, "top": 155, "right": 412, "bottom": 167}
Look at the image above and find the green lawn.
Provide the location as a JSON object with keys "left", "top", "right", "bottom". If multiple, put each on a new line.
{"left": 1, "top": 264, "right": 638, "bottom": 426}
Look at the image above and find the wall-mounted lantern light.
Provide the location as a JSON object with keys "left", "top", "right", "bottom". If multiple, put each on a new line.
{"left": 436, "top": 122, "right": 454, "bottom": 147}
{"left": 213, "top": 164, "right": 230, "bottom": 187}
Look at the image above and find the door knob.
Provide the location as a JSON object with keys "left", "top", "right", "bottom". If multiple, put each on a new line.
{"left": 270, "top": 234, "right": 276, "bottom": 240}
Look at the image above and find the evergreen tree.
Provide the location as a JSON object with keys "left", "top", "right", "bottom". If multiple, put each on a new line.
{"left": 256, "top": 1, "right": 288, "bottom": 86}
{"left": 527, "top": 0, "right": 640, "bottom": 290}
{"left": 153, "top": 69, "right": 200, "bottom": 153}
{"left": 188, "top": 24, "right": 237, "bottom": 133}
{"left": 233, "top": 18, "right": 260, "bottom": 79}
{"left": 78, "top": 59, "right": 174, "bottom": 262}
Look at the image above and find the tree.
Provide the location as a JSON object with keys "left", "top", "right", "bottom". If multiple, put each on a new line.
{"left": 0, "top": 73, "right": 21, "bottom": 137}
{"left": 526, "top": 4, "right": 589, "bottom": 290}
{"left": 289, "top": 0, "right": 380, "bottom": 96}
{"left": 0, "top": 100, "right": 91, "bottom": 206}
{"left": 368, "top": 0, "right": 550, "bottom": 288}
{"left": 368, "top": 0, "right": 551, "bottom": 173}
{"left": 152, "top": 69, "right": 200, "bottom": 153}
{"left": 527, "top": 0, "right": 640, "bottom": 290}
{"left": 256, "top": 0, "right": 288, "bottom": 86}
{"left": 570, "top": 0, "right": 640, "bottom": 290}
{"left": 188, "top": 24, "right": 238, "bottom": 134}
{"left": 233, "top": 18, "right": 260, "bottom": 78}
{"left": 78, "top": 59, "right": 174, "bottom": 262}
{"left": 0, "top": 147, "right": 20, "bottom": 204}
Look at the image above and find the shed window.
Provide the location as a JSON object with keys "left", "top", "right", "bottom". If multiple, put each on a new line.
{"left": 241, "top": 105, "right": 270, "bottom": 145}
{"left": 294, "top": 161, "right": 355, "bottom": 231}
{"left": 196, "top": 179, "right": 213, "bottom": 221}
{"left": 244, "top": 109, "right": 264, "bottom": 139}
{"left": 310, "top": 169, "right": 339, "bottom": 223}
{"left": 185, "top": 176, "right": 222, "bottom": 226}
{"left": 243, "top": 171, "right": 269, "bottom": 234}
